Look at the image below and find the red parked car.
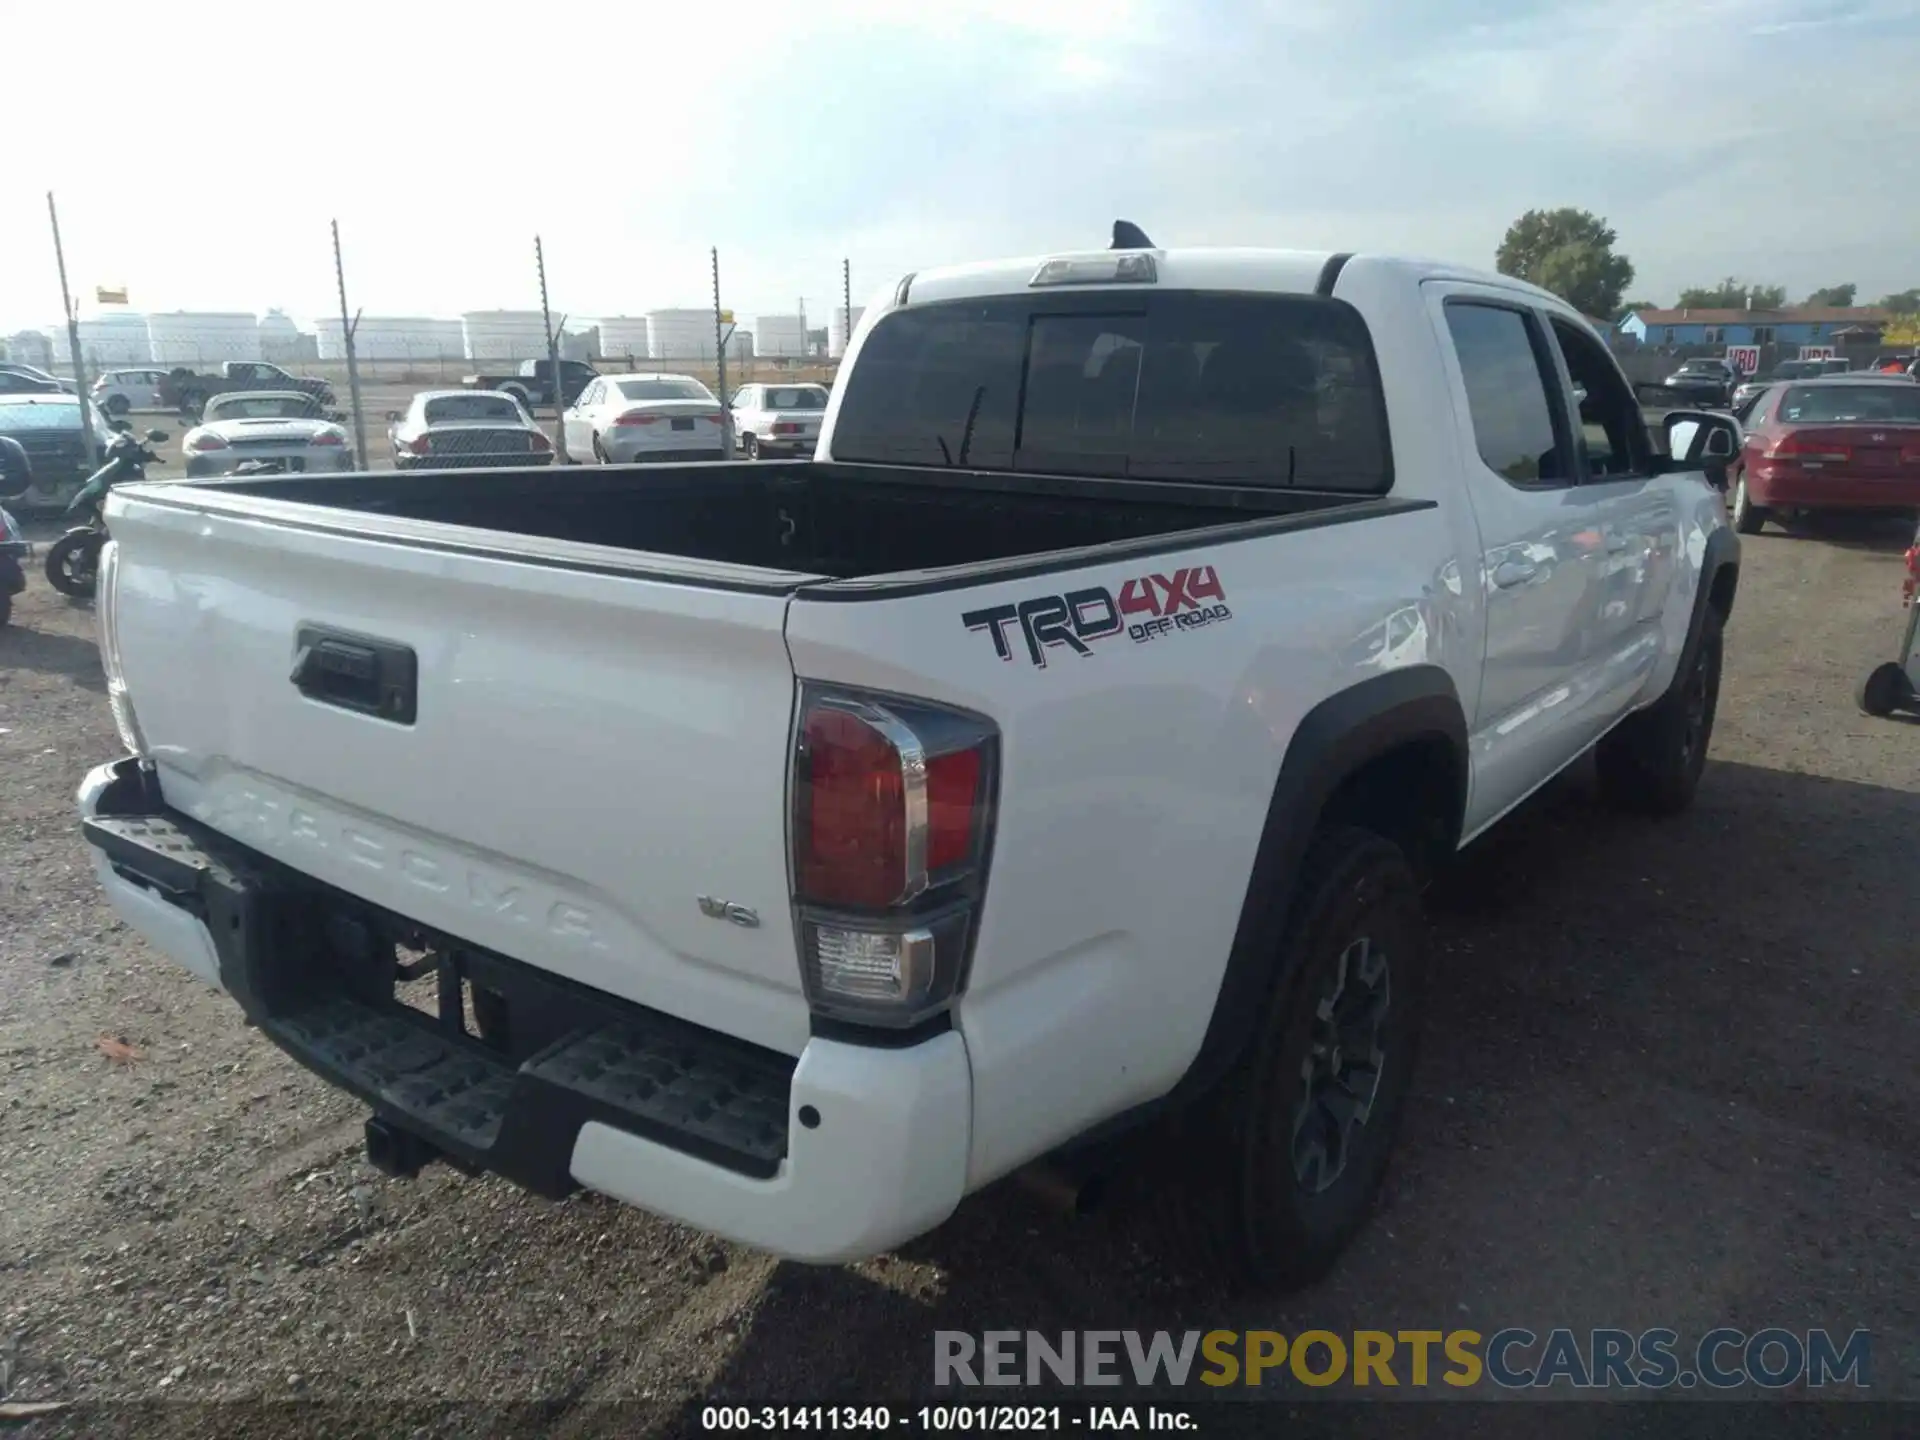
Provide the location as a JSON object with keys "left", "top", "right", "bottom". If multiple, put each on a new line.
{"left": 1728, "top": 374, "right": 1920, "bottom": 534}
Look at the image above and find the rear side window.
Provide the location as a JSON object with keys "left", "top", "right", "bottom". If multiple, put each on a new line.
{"left": 1444, "top": 303, "right": 1566, "bottom": 485}
{"left": 830, "top": 292, "right": 1392, "bottom": 491}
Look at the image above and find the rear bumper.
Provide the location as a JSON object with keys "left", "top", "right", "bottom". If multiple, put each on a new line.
{"left": 600, "top": 430, "right": 727, "bottom": 464}
{"left": 395, "top": 453, "right": 554, "bottom": 470}
{"left": 1747, "top": 467, "right": 1920, "bottom": 510}
{"left": 77, "top": 758, "right": 972, "bottom": 1262}
{"left": 186, "top": 452, "right": 357, "bottom": 478}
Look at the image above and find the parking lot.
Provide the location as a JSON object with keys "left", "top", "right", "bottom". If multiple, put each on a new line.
{"left": 0, "top": 513, "right": 1915, "bottom": 1431}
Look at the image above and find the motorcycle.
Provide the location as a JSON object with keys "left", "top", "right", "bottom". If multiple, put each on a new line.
{"left": 44, "top": 422, "right": 169, "bottom": 600}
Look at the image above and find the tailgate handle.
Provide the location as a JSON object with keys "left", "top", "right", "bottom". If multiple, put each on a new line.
{"left": 290, "top": 626, "right": 418, "bottom": 725}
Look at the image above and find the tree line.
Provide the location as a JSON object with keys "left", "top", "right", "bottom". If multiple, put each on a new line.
{"left": 1493, "top": 207, "right": 1920, "bottom": 321}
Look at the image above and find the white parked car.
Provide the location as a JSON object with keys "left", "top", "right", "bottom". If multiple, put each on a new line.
{"left": 561, "top": 373, "right": 726, "bottom": 464}
{"left": 91, "top": 368, "right": 170, "bottom": 418}
{"left": 731, "top": 382, "right": 830, "bottom": 459}
{"left": 76, "top": 231, "right": 1741, "bottom": 1290}
{"left": 181, "top": 391, "right": 355, "bottom": 477}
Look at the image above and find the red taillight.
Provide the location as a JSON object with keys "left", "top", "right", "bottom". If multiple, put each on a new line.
{"left": 1767, "top": 436, "right": 1850, "bottom": 462}
{"left": 187, "top": 433, "right": 228, "bottom": 451}
{"left": 1905, "top": 546, "right": 1919, "bottom": 605}
{"left": 798, "top": 706, "right": 911, "bottom": 909}
{"left": 310, "top": 431, "right": 344, "bottom": 446}
{"left": 926, "top": 749, "right": 982, "bottom": 871}
{"left": 613, "top": 411, "right": 659, "bottom": 427}
{"left": 773, "top": 422, "right": 802, "bottom": 436}
{"left": 705, "top": 414, "right": 723, "bottom": 424}
{"left": 791, "top": 689, "right": 996, "bottom": 1027}
{"left": 408, "top": 434, "right": 431, "bottom": 456}
{"left": 529, "top": 431, "right": 552, "bottom": 451}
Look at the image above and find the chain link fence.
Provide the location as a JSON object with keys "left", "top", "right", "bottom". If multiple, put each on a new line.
{"left": 12, "top": 210, "right": 861, "bottom": 482}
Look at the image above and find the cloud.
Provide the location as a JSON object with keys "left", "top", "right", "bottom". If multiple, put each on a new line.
{"left": 0, "top": 0, "right": 1915, "bottom": 329}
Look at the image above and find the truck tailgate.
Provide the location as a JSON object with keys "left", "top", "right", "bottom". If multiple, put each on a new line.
{"left": 106, "top": 492, "right": 814, "bottom": 1056}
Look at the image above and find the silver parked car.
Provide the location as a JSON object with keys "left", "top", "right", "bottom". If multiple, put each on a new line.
{"left": 182, "top": 392, "right": 355, "bottom": 477}
{"left": 730, "top": 382, "right": 829, "bottom": 459}
{"left": 389, "top": 390, "right": 554, "bottom": 469}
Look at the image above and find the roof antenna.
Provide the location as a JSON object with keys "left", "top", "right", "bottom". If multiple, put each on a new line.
{"left": 1111, "top": 220, "right": 1154, "bottom": 250}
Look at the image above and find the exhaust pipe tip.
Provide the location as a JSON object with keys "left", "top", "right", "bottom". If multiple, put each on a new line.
{"left": 1015, "top": 1161, "right": 1110, "bottom": 1217}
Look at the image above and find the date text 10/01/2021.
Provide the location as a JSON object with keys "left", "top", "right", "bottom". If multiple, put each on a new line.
{"left": 701, "top": 1406, "right": 1195, "bottom": 1432}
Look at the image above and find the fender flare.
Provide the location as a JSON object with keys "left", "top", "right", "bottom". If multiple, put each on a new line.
{"left": 1059, "top": 666, "right": 1469, "bottom": 1158}
{"left": 1675, "top": 527, "right": 1740, "bottom": 683}
{"left": 1165, "top": 664, "right": 1469, "bottom": 1116}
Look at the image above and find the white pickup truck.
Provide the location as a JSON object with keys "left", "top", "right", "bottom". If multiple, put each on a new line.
{"left": 77, "top": 229, "right": 1741, "bottom": 1290}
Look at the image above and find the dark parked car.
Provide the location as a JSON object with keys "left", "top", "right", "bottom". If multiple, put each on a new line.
{"left": 0, "top": 364, "right": 69, "bottom": 395}
{"left": 0, "top": 394, "right": 115, "bottom": 509}
{"left": 158, "top": 361, "right": 335, "bottom": 419}
{"left": 459, "top": 358, "right": 599, "bottom": 414}
{"left": 1663, "top": 357, "right": 1738, "bottom": 406}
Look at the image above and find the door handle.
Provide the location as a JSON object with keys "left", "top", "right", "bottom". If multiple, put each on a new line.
{"left": 1492, "top": 559, "right": 1538, "bottom": 589}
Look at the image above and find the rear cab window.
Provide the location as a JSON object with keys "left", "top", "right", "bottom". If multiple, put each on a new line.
{"left": 829, "top": 291, "right": 1393, "bottom": 492}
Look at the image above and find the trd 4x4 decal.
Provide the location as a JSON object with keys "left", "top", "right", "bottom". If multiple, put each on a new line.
{"left": 962, "top": 564, "right": 1233, "bottom": 668}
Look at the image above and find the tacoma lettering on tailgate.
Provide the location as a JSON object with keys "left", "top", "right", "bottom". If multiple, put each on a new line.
{"left": 205, "top": 783, "right": 609, "bottom": 951}
{"left": 962, "top": 564, "right": 1232, "bottom": 668}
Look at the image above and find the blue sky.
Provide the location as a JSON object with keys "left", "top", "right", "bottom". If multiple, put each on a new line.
{"left": 2, "top": 0, "right": 1915, "bottom": 333}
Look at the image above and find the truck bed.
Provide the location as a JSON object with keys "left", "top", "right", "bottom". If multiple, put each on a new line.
{"left": 197, "top": 460, "right": 1376, "bottom": 585}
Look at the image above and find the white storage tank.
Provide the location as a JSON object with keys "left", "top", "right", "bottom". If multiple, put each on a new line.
{"left": 146, "top": 312, "right": 261, "bottom": 365}
{"left": 4, "top": 331, "right": 57, "bottom": 369}
{"left": 257, "top": 309, "right": 300, "bottom": 345}
{"left": 76, "top": 312, "right": 153, "bottom": 365}
{"left": 462, "top": 310, "right": 551, "bottom": 363}
{"left": 596, "top": 317, "right": 653, "bottom": 361}
{"left": 315, "top": 316, "right": 465, "bottom": 362}
{"left": 828, "top": 305, "right": 866, "bottom": 359}
{"left": 755, "top": 314, "right": 806, "bottom": 358}
{"left": 647, "top": 308, "right": 719, "bottom": 361}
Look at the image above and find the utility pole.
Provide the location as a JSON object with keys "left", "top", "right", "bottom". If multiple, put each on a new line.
{"left": 797, "top": 296, "right": 807, "bottom": 361}
{"left": 48, "top": 192, "right": 100, "bottom": 469}
{"left": 712, "top": 247, "right": 733, "bottom": 452}
{"left": 842, "top": 258, "right": 852, "bottom": 364}
{"left": 331, "top": 220, "right": 369, "bottom": 470}
{"left": 536, "top": 235, "right": 566, "bottom": 463}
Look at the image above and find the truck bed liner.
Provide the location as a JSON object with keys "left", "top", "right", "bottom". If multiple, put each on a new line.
{"left": 199, "top": 460, "right": 1372, "bottom": 583}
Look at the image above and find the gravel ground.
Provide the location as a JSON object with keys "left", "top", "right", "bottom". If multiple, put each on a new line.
{"left": 1, "top": 515, "right": 1916, "bottom": 1437}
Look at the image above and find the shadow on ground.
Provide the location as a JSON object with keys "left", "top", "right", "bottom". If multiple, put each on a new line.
{"left": 0, "top": 617, "right": 104, "bottom": 689}
{"left": 654, "top": 756, "right": 1920, "bottom": 1424}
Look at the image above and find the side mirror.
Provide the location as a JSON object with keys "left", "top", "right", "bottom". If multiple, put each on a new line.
{"left": 145, "top": 428, "right": 169, "bottom": 443}
{"left": 385, "top": 410, "right": 401, "bottom": 423}
{"left": 332, "top": 411, "right": 349, "bottom": 424}
{"left": 1662, "top": 410, "right": 1739, "bottom": 470}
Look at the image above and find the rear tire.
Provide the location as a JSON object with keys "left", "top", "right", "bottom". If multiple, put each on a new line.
{"left": 45, "top": 531, "right": 103, "bottom": 599}
{"left": 1856, "top": 661, "right": 1912, "bottom": 718}
{"left": 1170, "top": 825, "right": 1427, "bottom": 1293}
{"left": 592, "top": 434, "right": 609, "bottom": 464}
{"left": 744, "top": 434, "right": 760, "bottom": 461}
{"left": 1596, "top": 606, "right": 1724, "bottom": 816}
{"left": 1730, "top": 471, "right": 1768, "bottom": 535}
{"left": 103, "top": 394, "right": 130, "bottom": 417}
{"left": 0, "top": 592, "right": 11, "bottom": 628}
